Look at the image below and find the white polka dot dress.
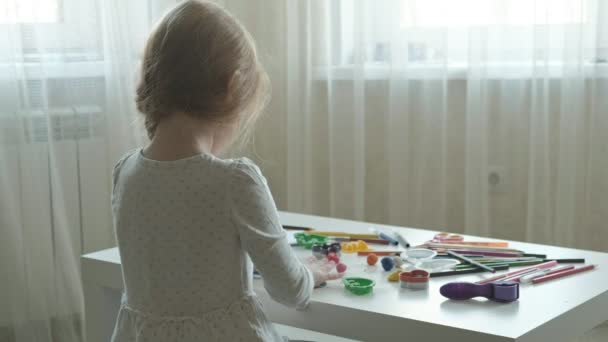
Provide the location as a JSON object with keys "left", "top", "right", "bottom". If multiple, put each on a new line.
{"left": 110, "top": 149, "right": 314, "bottom": 342}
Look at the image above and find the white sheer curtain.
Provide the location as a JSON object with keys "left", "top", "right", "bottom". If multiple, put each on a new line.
{"left": 1, "top": 0, "right": 607, "bottom": 341}
{"left": 260, "top": 0, "right": 608, "bottom": 252}
{"left": 0, "top": 1, "right": 175, "bottom": 341}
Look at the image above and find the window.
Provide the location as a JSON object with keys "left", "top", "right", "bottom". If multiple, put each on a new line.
{"left": 0, "top": 0, "right": 60, "bottom": 23}
{"left": 333, "top": 0, "right": 607, "bottom": 78}
{"left": 400, "top": 0, "right": 587, "bottom": 28}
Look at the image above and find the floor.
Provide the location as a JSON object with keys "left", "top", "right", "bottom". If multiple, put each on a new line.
{"left": 277, "top": 321, "right": 608, "bottom": 342}
{"left": 573, "top": 321, "right": 608, "bottom": 342}
{"left": 275, "top": 324, "right": 357, "bottom": 342}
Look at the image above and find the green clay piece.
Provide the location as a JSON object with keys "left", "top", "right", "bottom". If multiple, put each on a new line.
{"left": 294, "top": 232, "right": 328, "bottom": 249}
{"left": 343, "top": 277, "right": 375, "bottom": 295}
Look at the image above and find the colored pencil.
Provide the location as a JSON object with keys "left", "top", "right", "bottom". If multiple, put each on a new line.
{"left": 476, "top": 260, "right": 558, "bottom": 284}
{"left": 333, "top": 237, "right": 390, "bottom": 245}
{"left": 444, "top": 250, "right": 523, "bottom": 258}
{"left": 430, "top": 265, "right": 510, "bottom": 278}
{"left": 424, "top": 242, "right": 522, "bottom": 253}
{"left": 308, "top": 231, "right": 378, "bottom": 239}
{"left": 447, "top": 250, "right": 496, "bottom": 273}
{"left": 434, "top": 241, "right": 509, "bottom": 248}
{"left": 357, "top": 251, "right": 402, "bottom": 256}
{"left": 282, "top": 225, "right": 312, "bottom": 231}
{"left": 532, "top": 265, "right": 596, "bottom": 284}
{"left": 501, "top": 268, "right": 541, "bottom": 282}
{"left": 454, "top": 260, "right": 543, "bottom": 269}
{"left": 543, "top": 258, "right": 586, "bottom": 264}
{"left": 516, "top": 265, "right": 575, "bottom": 283}
{"left": 523, "top": 253, "right": 547, "bottom": 259}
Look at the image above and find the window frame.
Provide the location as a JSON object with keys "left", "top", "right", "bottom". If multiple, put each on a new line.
{"left": 319, "top": 0, "right": 608, "bottom": 80}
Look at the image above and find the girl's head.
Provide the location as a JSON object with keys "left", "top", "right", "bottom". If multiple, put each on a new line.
{"left": 136, "top": 0, "right": 269, "bottom": 151}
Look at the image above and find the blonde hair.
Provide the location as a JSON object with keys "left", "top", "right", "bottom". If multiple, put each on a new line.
{"left": 136, "top": 0, "right": 270, "bottom": 143}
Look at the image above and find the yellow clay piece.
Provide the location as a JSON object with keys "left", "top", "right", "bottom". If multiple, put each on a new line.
{"left": 341, "top": 240, "right": 369, "bottom": 253}
{"left": 388, "top": 270, "right": 401, "bottom": 282}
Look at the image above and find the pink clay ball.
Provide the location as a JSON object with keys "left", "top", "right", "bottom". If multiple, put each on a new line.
{"left": 336, "top": 263, "right": 347, "bottom": 273}
{"left": 328, "top": 253, "right": 340, "bottom": 264}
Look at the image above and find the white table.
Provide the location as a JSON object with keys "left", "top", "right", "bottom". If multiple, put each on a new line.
{"left": 82, "top": 211, "right": 608, "bottom": 342}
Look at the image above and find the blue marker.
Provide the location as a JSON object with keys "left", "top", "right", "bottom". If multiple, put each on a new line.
{"left": 377, "top": 231, "right": 399, "bottom": 245}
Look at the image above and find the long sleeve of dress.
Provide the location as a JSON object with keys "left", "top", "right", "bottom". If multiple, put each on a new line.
{"left": 229, "top": 159, "right": 314, "bottom": 309}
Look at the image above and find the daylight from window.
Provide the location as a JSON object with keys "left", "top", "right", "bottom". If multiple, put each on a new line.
{"left": 0, "top": 0, "right": 59, "bottom": 23}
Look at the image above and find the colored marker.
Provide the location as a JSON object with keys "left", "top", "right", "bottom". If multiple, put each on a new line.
{"left": 430, "top": 265, "right": 510, "bottom": 278}
{"left": 532, "top": 265, "right": 596, "bottom": 284}
{"left": 393, "top": 231, "right": 411, "bottom": 248}
{"left": 369, "top": 227, "right": 399, "bottom": 245}
{"left": 377, "top": 231, "right": 399, "bottom": 245}
{"left": 447, "top": 250, "right": 496, "bottom": 273}
{"left": 518, "top": 265, "right": 575, "bottom": 283}
{"left": 476, "top": 260, "right": 558, "bottom": 284}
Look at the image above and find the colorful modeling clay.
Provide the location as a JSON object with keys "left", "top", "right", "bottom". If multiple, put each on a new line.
{"left": 388, "top": 270, "right": 401, "bottom": 282}
{"left": 367, "top": 253, "right": 378, "bottom": 266}
{"left": 336, "top": 263, "right": 347, "bottom": 273}
{"left": 341, "top": 240, "right": 369, "bottom": 253}
{"left": 295, "top": 233, "right": 329, "bottom": 249}
{"left": 312, "top": 243, "right": 342, "bottom": 259}
{"left": 392, "top": 256, "right": 404, "bottom": 267}
{"left": 327, "top": 253, "right": 340, "bottom": 264}
{"left": 312, "top": 245, "right": 325, "bottom": 259}
{"left": 381, "top": 257, "right": 395, "bottom": 271}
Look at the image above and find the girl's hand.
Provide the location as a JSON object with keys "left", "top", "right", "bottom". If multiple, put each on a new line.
{"left": 304, "top": 256, "right": 344, "bottom": 287}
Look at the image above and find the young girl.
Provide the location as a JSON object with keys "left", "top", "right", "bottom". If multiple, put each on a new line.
{"left": 110, "top": 1, "right": 341, "bottom": 341}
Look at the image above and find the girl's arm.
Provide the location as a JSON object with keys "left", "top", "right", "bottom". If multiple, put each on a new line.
{"left": 229, "top": 159, "right": 314, "bottom": 309}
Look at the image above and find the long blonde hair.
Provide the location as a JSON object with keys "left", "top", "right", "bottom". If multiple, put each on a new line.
{"left": 136, "top": 0, "right": 270, "bottom": 144}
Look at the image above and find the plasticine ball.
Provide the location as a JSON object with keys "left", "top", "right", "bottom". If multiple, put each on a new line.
{"left": 392, "top": 256, "right": 404, "bottom": 267}
{"left": 367, "top": 253, "right": 379, "bottom": 266}
{"left": 312, "top": 245, "right": 325, "bottom": 259}
{"left": 336, "top": 263, "right": 347, "bottom": 273}
{"left": 327, "top": 253, "right": 340, "bottom": 264}
{"left": 356, "top": 240, "right": 369, "bottom": 251}
{"left": 381, "top": 256, "right": 394, "bottom": 271}
{"left": 387, "top": 270, "right": 401, "bottom": 282}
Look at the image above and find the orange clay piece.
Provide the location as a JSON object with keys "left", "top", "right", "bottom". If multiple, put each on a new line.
{"left": 341, "top": 240, "right": 369, "bottom": 253}
{"left": 367, "top": 253, "right": 379, "bottom": 265}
